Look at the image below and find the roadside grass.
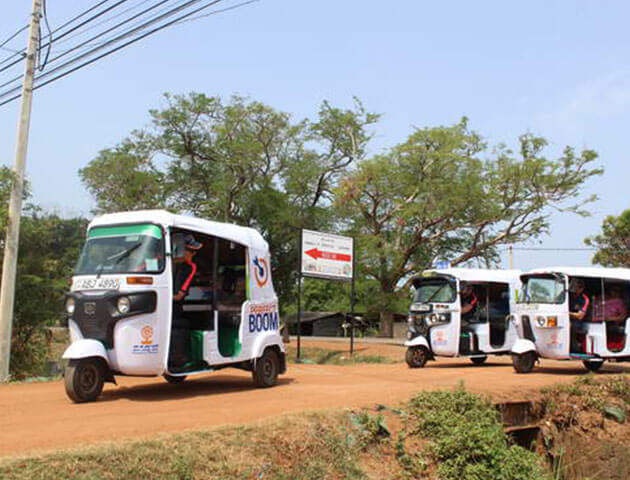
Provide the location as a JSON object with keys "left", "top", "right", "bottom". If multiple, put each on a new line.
{"left": 0, "top": 412, "right": 364, "bottom": 480}
{"left": 286, "top": 345, "right": 397, "bottom": 365}
{"left": 0, "top": 387, "right": 552, "bottom": 480}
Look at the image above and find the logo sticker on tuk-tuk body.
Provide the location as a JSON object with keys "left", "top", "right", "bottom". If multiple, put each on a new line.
{"left": 547, "top": 332, "right": 562, "bottom": 349}
{"left": 247, "top": 303, "right": 279, "bottom": 333}
{"left": 253, "top": 256, "right": 269, "bottom": 287}
{"left": 132, "top": 325, "right": 159, "bottom": 354}
{"left": 433, "top": 330, "right": 447, "bottom": 345}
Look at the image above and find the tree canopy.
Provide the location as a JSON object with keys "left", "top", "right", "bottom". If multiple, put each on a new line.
{"left": 585, "top": 208, "right": 630, "bottom": 267}
{"left": 79, "top": 95, "right": 603, "bottom": 336}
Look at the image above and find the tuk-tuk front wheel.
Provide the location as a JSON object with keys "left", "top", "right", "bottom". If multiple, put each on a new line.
{"left": 164, "top": 374, "right": 187, "bottom": 384}
{"left": 470, "top": 356, "right": 488, "bottom": 365}
{"left": 64, "top": 358, "right": 106, "bottom": 403}
{"left": 406, "top": 346, "right": 429, "bottom": 368}
{"left": 583, "top": 360, "right": 604, "bottom": 373}
{"left": 512, "top": 352, "right": 536, "bottom": 374}
{"left": 252, "top": 348, "right": 280, "bottom": 388}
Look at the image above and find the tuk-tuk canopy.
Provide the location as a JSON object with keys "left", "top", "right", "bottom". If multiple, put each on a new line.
{"left": 88, "top": 210, "right": 270, "bottom": 253}
{"left": 415, "top": 268, "right": 522, "bottom": 286}
{"left": 524, "top": 267, "right": 630, "bottom": 283}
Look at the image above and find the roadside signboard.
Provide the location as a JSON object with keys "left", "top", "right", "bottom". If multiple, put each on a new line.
{"left": 301, "top": 229, "right": 354, "bottom": 281}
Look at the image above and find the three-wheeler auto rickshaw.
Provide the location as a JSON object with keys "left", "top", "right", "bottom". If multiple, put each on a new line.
{"left": 63, "top": 210, "right": 286, "bottom": 402}
{"left": 511, "top": 267, "right": 630, "bottom": 373}
{"left": 404, "top": 268, "right": 522, "bottom": 368}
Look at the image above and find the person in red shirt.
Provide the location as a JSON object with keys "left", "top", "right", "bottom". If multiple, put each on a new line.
{"left": 169, "top": 234, "right": 203, "bottom": 369}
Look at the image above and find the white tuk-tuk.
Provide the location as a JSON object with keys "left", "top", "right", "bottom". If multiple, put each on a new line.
{"left": 63, "top": 210, "right": 286, "bottom": 402}
{"left": 511, "top": 267, "right": 630, "bottom": 373}
{"left": 404, "top": 268, "right": 521, "bottom": 368}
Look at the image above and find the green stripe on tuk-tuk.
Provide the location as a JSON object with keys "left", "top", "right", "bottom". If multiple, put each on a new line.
{"left": 88, "top": 224, "right": 162, "bottom": 239}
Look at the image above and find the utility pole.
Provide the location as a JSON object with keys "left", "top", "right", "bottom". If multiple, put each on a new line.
{"left": 0, "top": 0, "right": 42, "bottom": 382}
{"left": 508, "top": 245, "right": 514, "bottom": 269}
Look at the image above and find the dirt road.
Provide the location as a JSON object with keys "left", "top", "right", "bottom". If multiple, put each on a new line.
{"left": 1, "top": 341, "right": 628, "bottom": 458}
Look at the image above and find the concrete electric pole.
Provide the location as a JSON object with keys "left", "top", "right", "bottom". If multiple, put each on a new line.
{"left": 0, "top": 0, "right": 42, "bottom": 382}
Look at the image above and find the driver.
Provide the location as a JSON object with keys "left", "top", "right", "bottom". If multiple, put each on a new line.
{"left": 169, "top": 234, "right": 203, "bottom": 369}
{"left": 461, "top": 283, "right": 478, "bottom": 321}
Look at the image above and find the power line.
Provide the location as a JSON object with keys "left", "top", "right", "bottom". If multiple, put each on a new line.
{"left": 0, "top": 0, "right": 207, "bottom": 102}
{"left": 0, "top": 25, "right": 29, "bottom": 58}
{"left": 0, "top": 0, "right": 259, "bottom": 107}
{"left": 0, "top": 0, "right": 190, "bottom": 97}
{"left": 174, "top": 0, "right": 258, "bottom": 24}
{"left": 0, "top": 1, "right": 113, "bottom": 67}
{"left": 0, "top": 0, "right": 130, "bottom": 75}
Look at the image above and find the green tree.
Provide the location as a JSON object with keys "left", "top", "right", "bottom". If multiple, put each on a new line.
{"left": 79, "top": 93, "right": 377, "bottom": 305}
{"left": 9, "top": 213, "right": 88, "bottom": 378}
{"left": 337, "top": 119, "right": 602, "bottom": 336}
{"left": 585, "top": 208, "right": 630, "bottom": 267}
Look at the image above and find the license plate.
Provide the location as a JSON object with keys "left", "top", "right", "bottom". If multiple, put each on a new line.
{"left": 410, "top": 303, "right": 431, "bottom": 312}
{"left": 72, "top": 277, "right": 121, "bottom": 291}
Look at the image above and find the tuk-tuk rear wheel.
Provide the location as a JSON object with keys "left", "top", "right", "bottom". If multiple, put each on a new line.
{"left": 583, "top": 360, "right": 604, "bottom": 373}
{"left": 253, "top": 348, "right": 280, "bottom": 388}
{"left": 512, "top": 352, "right": 536, "bottom": 374}
{"left": 406, "top": 347, "right": 429, "bottom": 368}
{"left": 64, "top": 358, "right": 105, "bottom": 403}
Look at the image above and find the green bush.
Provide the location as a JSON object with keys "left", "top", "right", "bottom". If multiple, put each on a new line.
{"left": 407, "top": 389, "right": 550, "bottom": 480}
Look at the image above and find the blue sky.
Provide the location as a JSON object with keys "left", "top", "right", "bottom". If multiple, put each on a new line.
{"left": 0, "top": 0, "right": 628, "bottom": 270}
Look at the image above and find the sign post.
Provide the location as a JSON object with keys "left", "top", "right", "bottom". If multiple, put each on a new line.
{"left": 297, "top": 229, "right": 355, "bottom": 359}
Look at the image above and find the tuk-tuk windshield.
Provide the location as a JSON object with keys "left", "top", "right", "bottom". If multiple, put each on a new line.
{"left": 521, "top": 275, "right": 565, "bottom": 304}
{"left": 75, "top": 224, "right": 165, "bottom": 275}
{"left": 413, "top": 278, "right": 457, "bottom": 303}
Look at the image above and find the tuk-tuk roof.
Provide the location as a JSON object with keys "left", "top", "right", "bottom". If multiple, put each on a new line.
{"left": 88, "top": 210, "right": 269, "bottom": 252}
{"left": 525, "top": 267, "right": 630, "bottom": 282}
{"left": 417, "top": 268, "right": 522, "bottom": 284}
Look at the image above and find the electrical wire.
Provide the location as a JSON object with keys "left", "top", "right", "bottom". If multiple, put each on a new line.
{"left": 48, "top": 0, "right": 158, "bottom": 48}
{"left": 174, "top": 0, "right": 258, "bottom": 25}
{"left": 0, "top": 24, "right": 29, "bottom": 52}
{"left": 38, "top": 0, "right": 53, "bottom": 71}
{"left": 0, "top": 0, "right": 259, "bottom": 107}
{"left": 0, "top": 0, "right": 180, "bottom": 91}
{"left": 0, "top": 0, "right": 129, "bottom": 75}
{"left": 0, "top": 1, "right": 112, "bottom": 67}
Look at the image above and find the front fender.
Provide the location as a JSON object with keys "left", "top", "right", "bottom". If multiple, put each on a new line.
{"left": 511, "top": 338, "right": 537, "bottom": 355}
{"left": 63, "top": 339, "right": 109, "bottom": 363}
{"left": 404, "top": 336, "right": 430, "bottom": 350}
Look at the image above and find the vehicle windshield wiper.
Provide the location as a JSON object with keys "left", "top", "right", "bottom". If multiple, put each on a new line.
{"left": 96, "top": 242, "right": 142, "bottom": 278}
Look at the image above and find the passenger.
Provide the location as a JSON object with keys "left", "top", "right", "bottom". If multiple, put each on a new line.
{"left": 169, "top": 234, "right": 203, "bottom": 368}
{"left": 460, "top": 283, "right": 479, "bottom": 351}
{"left": 604, "top": 286, "right": 628, "bottom": 323}
{"left": 569, "top": 278, "right": 590, "bottom": 352}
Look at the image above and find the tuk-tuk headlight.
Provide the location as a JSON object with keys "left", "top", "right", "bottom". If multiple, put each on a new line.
{"left": 65, "top": 297, "right": 75, "bottom": 315}
{"left": 428, "top": 313, "right": 438, "bottom": 324}
{"left": 117, "top": 296, "right": 131, "bottom": 314}
{"left": 536, "top": 315, "right": 546, "bottom": 327}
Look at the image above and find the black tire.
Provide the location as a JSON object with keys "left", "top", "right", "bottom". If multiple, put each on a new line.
{"left": 512, "top": 352, "right": 536, "bottom": 374}
{"left": 470, "top": 356, "right": 488, "bottom": 365}
{"left": 252, "top": 348, "right": 280, "bottom": 388}
{"left": 406, "top": 347, "right": 429, "bottom": 368}
{"left": 164, "top": 374, "right": 187, "bottom": 384}
{"left": 64, "top": 358, "right": 105, "bottom": 403}
{"left": 583, "top": 360, "right": 604, "bottom": 372}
